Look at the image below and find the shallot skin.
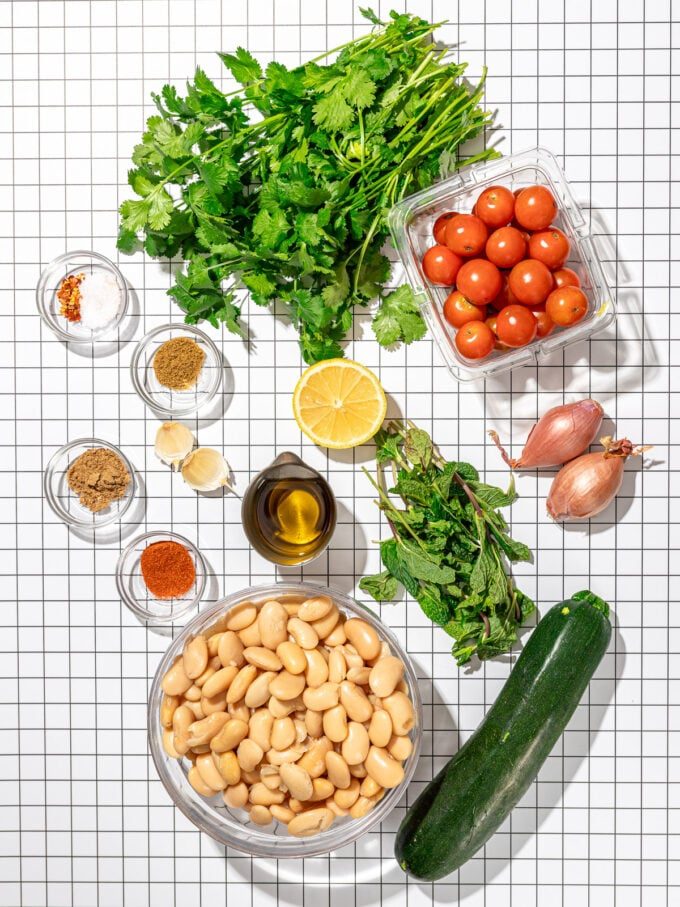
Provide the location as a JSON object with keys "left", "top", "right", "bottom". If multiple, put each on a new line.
{"left": 490, "top": 399, "right": 604, "bottom": 469}
{"left": 546, "top": 450, "right": 625, "bottom": 521}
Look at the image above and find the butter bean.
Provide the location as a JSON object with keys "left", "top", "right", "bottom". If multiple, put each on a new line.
{"left": 160, "top": 695, "right": 179, "bottom": 728}
{"left": 287, "top": 617, "right": 319, "bottom": 650}
{"left": 186, "top": 711, "right": 230, "bottom": 747}
{"left": 200, "top": 690, "right": 227, "bottom": 716}
{"left": 243, "top": 646, "right": 282, "bottom": 672}
{"left": 191, "top": 744, "right": 211, "bottom": 754}
{"left": 287, "top": 807, "right": 334, "bottom": 837}
{"left": 339, "top": 681, "right": 373, "bottom": 723}
{"left": 304, "top": 648, "right": 329, "bottom": 688}
{"left": 302, "top": 682, "right": 339, "bottom": 712}
{"left": 258, "top": 600, "right": 289, "bottom": 650}
{"left": 249, "top": 782, "right": 285, "bottom": 806}
{"left": 226, "top": 664, "right": 258, "bottom": 704}
{"left": 349, "top": 762, "right": 368, "bottom": 779}
{"left": 338, "top": 645, "right": 364, "bottom": 670}
{"left": 184, "top": 700, "right": 204, "bottom": 720}
{"left": 241, "top": 768, "right": 261, "bottom": 786}
{"left": 324, "top": 621, "right": 347, "bottom": 647}
{"left": 369, "top": 656, "right": 404, "bottom": 698}
{"left": 266, "top": 745, "right": 305, "bottom": 766}
{"left": 310, "top": 605, "right": 340, "bottom": 640}
{"left": 161, "top": 659, "right": 193, "bottom": 696}
{"left": 244, "top": 671, "right": 277, "bottom": 709}
{"left": 360, "top": 775, "right": 382, "bottom": 798}
{"left": 183, "top": 635, "right": 209, "bottom": 680}
{"left": 322, "top": 704, "right": 348, "bottom": 743}
{"left": 238, "top": 620, "right": 262, "bottom": 647}
{"left": 225, "top": 602, "right": 258, "bottom": 632}
{"left": 326, "top": 799, "right": 349, "bottom": 817}
{"left": 310, "top": 777, "right": 335, "bottom": 802}
{"left": 248, "top": 709, "right": 274, "bottom": 752}
{"left": 345, "top": 619, "right": 381, "bottom": 661}
{"left": 382, "top": 691, "right": 415, "bottom": 736}
{"left": 283, "top": 602, "right": 301, "bottom": 616}
{"left": 387, "top": 734, "right": 413, "bottom": 761}
{"left": 209, "top": 718, "right": 249, "bottom": 753}
{"left": 268, "top": 695, "right": 304, "bottom": 718}
{"left": 237, "top": 738, "right": 264, "bottom": 773}
{"left": 365, "top": 745, "right": 404, "bottom": 789}
{"left": 269, "top": 670, "right": 306, "bottom": 701}
{"left": 194, "top": 665, "right": 216, "bottom": 688}
{"left": 325, "top": 751, "right": 351, "bottom": 790}
{"left": 228, "top": 699, "right": 250, "bottom": 723}
{"left": 333, "top": 777, "right": 360, "bottom": 809}
{"left": 162, "top": 728, "right": 180, "bottom": 758}
{"left": 184, "top": 684, "right": 202, "bottom": 702}
{"left": 297, "top": 736, "right": 332, "bottom": 779}
{"left": 223, "top": 782, "right": 248, "bottom": 809}
{"left": 196, "top": 752, "right": 228, "bottom": 791}
{"left": 276, "top": 641, "right": 307, "bottom": 675}
{"left": 328, "top": 649, "right": 347, "bottom": 684}
{"left": 201, "top": 664, "right": 239, "bottom": 699}
{"left": 346, "top": 666, "right": 371, "bottom": 686}
{"left": 218, "top": 631, "right": 245, "bottom": 668}
{"left": 188, "top": 765, "right": 217, "bottom": 798}
{"left": 279, "top": 762, "right": 313, "bottom": 801}
{"left": 216, "top": 751, "right": 241, "bottom": 786}
{"left": 350, "top": 795, "right": 376, "bottom": 819}
{"left": 270, "top": 803, "right": 295, "bottom": 824}
{"left": 305, "top": 709, "right": 323, "bottom": 738}
{"left": 207, "top": 632, "right": 223, "bottom": 657}
{"left": 298, "top": 595, "right": 333, "bottom": 622}
{"left": 368, "top": 710, "right": 393, "bottom": 748}
{"left": 288, "top": 798, "right": 304, "bottom": 813}
{"left": 294, "top": 718, "right": 307, "bottom": 744}
{"left": 250, "top": 805, "right": 273, "bottom": 826}
{"left": 271, "top": 716, "right": 296, "bottom": 751}
{"left": 260, "top": 765, "right": 281, "bottom": 791}
{"left": 341, "top": 722, "right": 370, "bottom": 766}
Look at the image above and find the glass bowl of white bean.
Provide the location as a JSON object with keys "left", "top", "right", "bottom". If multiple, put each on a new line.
{"left": 148, "top": 581, "right": 423, "bottom": 858}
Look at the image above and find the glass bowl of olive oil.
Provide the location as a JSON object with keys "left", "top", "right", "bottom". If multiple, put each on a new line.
{"left": 241, "top": 452, "right": 336, "bottom": 566}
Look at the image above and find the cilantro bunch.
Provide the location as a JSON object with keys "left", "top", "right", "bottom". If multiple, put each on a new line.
{"left": 117, "top": 8, "right": 497, "bottom": 363}
{"left": 359, "top": 422, "right": 535, "bottom": 665}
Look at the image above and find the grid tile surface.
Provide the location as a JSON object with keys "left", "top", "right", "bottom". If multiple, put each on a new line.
{"left": 1, "top": 1, "right": 677, "bottom": 905}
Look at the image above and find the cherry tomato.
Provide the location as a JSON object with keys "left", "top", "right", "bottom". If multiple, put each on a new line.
{"left": 545, "top": 286, "right": 589, "bottom": 326}
{"left": 445, "top": 213, "right": 488, "bottom": 257}
{"left": 474, "top": 185, "right": 515, "bottom": 229}
{"left": 422, "top": 244, "right": 463, "bottom": 285}
{"left": 514, "top": 185, "right": 557, "bottom": 231}
{"left": 456, "top": 258, "right": 503, "bottom": 306}
{"left": 433, "top": 211, "right": 456, "bottom": 244}
{"left": 496, "top": 304, "right": 538, "bottom": 348}
{"left": 485, "top": 314, "right": 498, "bottom": 335}
{"left": 508, "top": 259, "right": 554, "bottom": 306}
{"left": 529, "top": 304, "right": 555, "bottom": 338}
{"left": 443, "top": 290, "right": 486, "bottom": 328}
{"left": 528, "top": 226, "right": 570, "bottom": 269}
{"left": 485, "top": 226, "right": 527, "bottom": 269}
{"left": 454, "top": 320, "right": 495, "bottom": 360}
{"left": 489, "top": 274, "right": 515, "bottom": 311}
{"left": 553, "top": 266, "right": 581, "bottom": 289}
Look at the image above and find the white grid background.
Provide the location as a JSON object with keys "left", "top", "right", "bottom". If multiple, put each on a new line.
{"left": 1, "top": 0, "right": 678, "bottom": 905}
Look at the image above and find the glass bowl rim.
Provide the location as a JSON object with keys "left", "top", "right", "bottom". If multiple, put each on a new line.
{"left": 147, "top": 580, "right": 423, "bottom": 858}
{"left": 116, "top": 530, "right": 207, "bottom": 624}
{"left": 130, "top": 322, "right": 223, "bottom": 417}
{"left": 43, "top": 437, "right": 137, "bottom": 528}
{"left": 36, "top": 249, "right": 129, "bottom": 343}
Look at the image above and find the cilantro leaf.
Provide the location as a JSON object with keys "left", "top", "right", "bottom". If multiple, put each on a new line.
{"left": 373, "top": 285, "right": 427, "bottom": 346}
{"left": 218, "top": 47, "right": 262, "bottom": 85}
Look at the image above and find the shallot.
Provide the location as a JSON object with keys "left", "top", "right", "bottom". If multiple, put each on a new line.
{"left": 547, "top": 437, "right": 651, "bottom": 521}
{"left": 489, "top": 399, "right": 604, "bottom": 469}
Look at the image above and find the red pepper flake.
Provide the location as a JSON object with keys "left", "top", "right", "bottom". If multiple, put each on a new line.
{"left": 57, "top": 272, "right": 85, "bottom": 323}
{"left": 140, "top": 540, "right": 196, "bottom": 599}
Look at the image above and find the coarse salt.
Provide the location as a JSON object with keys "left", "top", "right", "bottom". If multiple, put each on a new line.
{"left": 79, "top": 271, "right": 122, "bottom": 330}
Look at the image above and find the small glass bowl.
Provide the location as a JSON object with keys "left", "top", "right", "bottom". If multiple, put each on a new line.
{"left": 116, "top": 531, "right": 206, "bottom": 624}
{"left": 36, "top": 250, "right": 129, "bottom": 342}
{"left": 44, "top": 438, "right": 136, "bottom": 529}
{"left": 130, "top": 324, "right": 223, "bottom": 417}
{"left": 148, "top": 582, "right": 423, "bottom": 858}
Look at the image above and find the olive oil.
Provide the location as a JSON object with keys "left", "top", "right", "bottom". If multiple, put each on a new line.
{"left": 241, "top": 453, "right": 336, "bottom": 565}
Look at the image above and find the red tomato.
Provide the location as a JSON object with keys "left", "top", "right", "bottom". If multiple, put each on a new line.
{"left": 474, "top": 185, "right": 515, "bottom": 229}
{"left": 514, "top": 185, "right": 558, "bottom": 231}
{"left": 445, "top": 213, "right": 488, "bottom": 257}
{"left": 485, "top": 226, "right": 527, "bottom": 269}
{"left": 422, "top": 245, "right": 463, "bottom": 285}
{"left": 496, "top": 304, "right": 538, "bottom": 348}
{"left": 508, "top": 259, "right": 554, "bottom": 306}
{"left": 454, "top": 320, "right": 495, "bottom": 360}
{"left": 529, "top": 304, "right": 555, "bottom": 338}
{"left": 443, "top": 291, "right": 486, "bottom": 328}
{"left": 528, "top": 227, "right": 570, "bottom": 269}
{"left": 545, "top": 286, "right": 589, "bottom": 326}
{"left": 456, "top": 259, "right": 503, "bottom": 306}
{"left": 489, "top": 274, "right": 515, "bottom": 311}
{"left": 433, "top": 211, "right": 456, "bottom": 244}
{"left": 485, "top": 314, "right": 498, "bottom": 335}
{"left": 553, "top": 267, "right": 581, "bottom": 289}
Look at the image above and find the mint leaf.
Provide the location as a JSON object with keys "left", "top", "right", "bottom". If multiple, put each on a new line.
{"left": 359, "top": 571, "right": 398, "bottom": 602}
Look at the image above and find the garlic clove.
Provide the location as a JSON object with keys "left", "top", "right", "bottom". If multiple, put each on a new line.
{"left": 181, "top": 447, "right": 233, "bottom": 493}
{"left": 155, "top": 421, "right": 195, "bottom": 470}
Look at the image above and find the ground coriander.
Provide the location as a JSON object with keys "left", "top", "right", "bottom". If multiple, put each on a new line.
{"left": 67, "top": 447, "right": 131, "bottom": 513}
{"left": 153, "top": 336, "right": 205, "bottom": 390}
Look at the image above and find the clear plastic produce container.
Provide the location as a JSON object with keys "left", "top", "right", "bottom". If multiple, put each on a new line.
{"left": 388, "top": 147, "right": 616, "bottom": 381}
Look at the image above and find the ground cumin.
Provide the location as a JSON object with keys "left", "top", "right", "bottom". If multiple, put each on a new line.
{"left": 153, "top": 337, "right": 205, "bottom": 390}
{"left": 67, "top": 447, "right": 131, "bottom": 513}
{"left": 140, "top": 541, "right": 196, "bottom": 599}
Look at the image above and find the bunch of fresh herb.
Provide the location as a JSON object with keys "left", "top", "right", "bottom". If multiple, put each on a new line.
{"left": 359, "top": 421, "right": 535, "bottom": 665}
{"left": 117, "top": 8, "right": 497, "bottom": 363}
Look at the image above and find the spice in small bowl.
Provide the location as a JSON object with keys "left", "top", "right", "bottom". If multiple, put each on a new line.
{"left": 153, "top": 337, "right": 206, "bottom": 390}
{"left": 67, "top": 446, "right": 131, "bottom": 513}
{"left": 140, "top": 540, "right": 196, "bottom": 599}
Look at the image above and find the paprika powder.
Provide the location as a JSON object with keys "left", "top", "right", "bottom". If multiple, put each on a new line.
{"left": 140, "top": 540, "right": 195, "bottom": 599}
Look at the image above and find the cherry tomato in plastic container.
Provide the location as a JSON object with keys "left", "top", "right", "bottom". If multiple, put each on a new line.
{"left": 474, "top": 185, "right": 515, "bottom": 229}
{"left": 514, "top": 185, "right": 558, "bottom": 231}
{"left": 485, "top": 226, "right": 527, "bottom": 269}
{"left": 443, "top": 291, "right": 486, "bottom": 329}
{"left": 444, "top": 214, "right": 488, "bottom": 257}
{"left": 454, "top": 320, "right": 495, "bottom": 359}
{"left": 456, "top": 259, "right": 502, "bottom": 306}
{"left": 545, "top": 286, "right": 589, "bottom": 326}
{"left": 508, "top": 259, "right": 554, "bottom": 306}
{"left": 422, "top": 244, "right": 462, "bottom": 285}
{"left": 553, "top": 266, "right": 581, "bottom": 289}
{"left": 496, "top": 304, "right": 538, "bottom": 348}
{"left": 529, "top": 304, "right": 555, "bottom": 338}
{"left": 528, "top": 227, "right": 570, "bottom": 269}
{"left": 433, "top": 212, "right": 456, "bottom": 244}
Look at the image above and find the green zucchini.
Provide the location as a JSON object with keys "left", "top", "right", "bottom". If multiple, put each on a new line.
{"left": 395, "top": 591, "right": 612, "bottom": 881}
